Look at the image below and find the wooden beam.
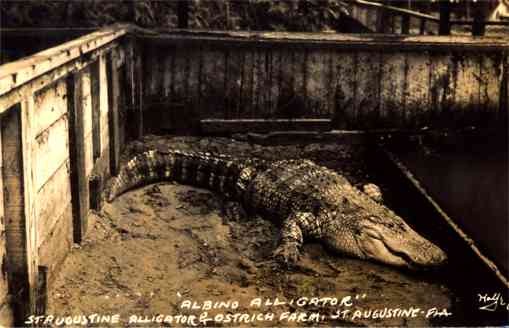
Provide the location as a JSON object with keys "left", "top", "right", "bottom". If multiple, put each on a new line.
{"left": 134, "top": 39, "right": 144, "bottom": 139}
{"left": 35, "top": 266, "right": 47, "bottom": 316}
{"left": 419, "top": 17, "right": 426, "bottom": 35}
{"left": 123, "top": 36, "right": 143, "bottom": 141}
{"left": 2, "top": 103, "right": 32, "bottom": 326}
{"left": 88, "top": 175, "right": 102, "bottom": 211}
{"left": 472, "top": 1, "right": 487, "bottom": 36}
{"left": 66, "top": 73, "right": 88, "bottom": 243}
{"left": 177, "top": 1, "right": 190, "bottom": 29}
{"left": 0, "top": 24, "right": 129, "bottom": 97}
{"left": 401, "top": 14, "right": 410, "bottom": 34}
{"left": 107, "top": 52, "right": 120, "bottom": 176}
{"left": 20, "top": 96, "right": 38, "bottom": 322}
{"left": 439, "top": 1, "right": 452, "bottom": 35}
{"left": 0, "top": 42, "right": 119, "bottom": 112}
{"left": 91, "top": 60, "right": 101, "bottom": 161}
{"left": 139, "top": 30, "right": 509, "bottom": 51}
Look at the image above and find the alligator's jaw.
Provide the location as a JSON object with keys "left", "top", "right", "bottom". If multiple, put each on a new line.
{"left": 357, "top": 220, "right": 447, "bottom": 269}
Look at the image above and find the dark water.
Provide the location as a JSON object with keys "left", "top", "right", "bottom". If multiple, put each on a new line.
{"left": 396, "top": 137, "right": 508, "bottom": 278}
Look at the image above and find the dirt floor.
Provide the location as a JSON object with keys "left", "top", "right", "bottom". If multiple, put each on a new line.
{"left": 48, "top": 135, "right": 452, "bottom": 327}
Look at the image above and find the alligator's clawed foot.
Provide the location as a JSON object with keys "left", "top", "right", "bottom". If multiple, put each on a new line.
{"left": 362, "top": 183, "right": 383, "bottom": 203}
{"left": 272, "top": 242, "right": 300, "bottom": 266}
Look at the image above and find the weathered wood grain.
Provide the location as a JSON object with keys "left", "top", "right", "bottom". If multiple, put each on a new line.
{"left": 0, "top": 42, "right": 119, "bottom": 111}
{"left": 334, "top": 51, "right": 357, "bottom": 128}
{"left": 32, "top": 116, "right": 69, "bottom": 192}
{"left": 2, "top": 104, "right": 31, "bottom": 324}
{"left": 38, "top": 203, "right": 72, "bottom": 284}
{"left": 380, "top": 52, "right": 407, "bottom": 127}
{"left": 0, "top": 25, "right": 128, "bottom": 98}
{"left": 35, "top": 160, "right": 71, "bottom": 248}
{"left": 99, "top": 54, "right": 110, "bottom": 153}
{"left": 141, "top": 31, "right": 507, "bottom": 130}
{"left": 33, "top": 79, "right": 68, "bottom": 138}
{"left": 405, "top": 52, "right": 430, "bottom": 127}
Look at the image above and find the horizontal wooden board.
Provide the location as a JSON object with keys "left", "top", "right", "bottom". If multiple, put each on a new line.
{"left": 33, "top": 79, "right": 68, "bottom": 137}
{"left": 35, "top": 160, "right": 71, "bottom": 248}
{"left": 38, "top": 203, "right": 73, "bottom": 285}
{"left": 32, "top": 116, "right": 69, "bottom": 191}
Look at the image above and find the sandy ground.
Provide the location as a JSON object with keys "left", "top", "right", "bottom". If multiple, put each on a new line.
{"left": 47, "top": 136, "right": 451, "bottom": 327}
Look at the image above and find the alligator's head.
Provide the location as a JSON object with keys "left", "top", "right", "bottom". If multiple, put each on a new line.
{"left": 325, "top": 203, "right": 447, "bottom": 269}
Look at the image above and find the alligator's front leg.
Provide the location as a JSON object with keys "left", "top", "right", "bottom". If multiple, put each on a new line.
{"left": 273, "top": 212, "right": 314, "bottom": 265}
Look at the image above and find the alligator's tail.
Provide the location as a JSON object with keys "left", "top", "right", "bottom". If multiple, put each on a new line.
{"left": 106, "top": 149, "right": 259, "bottom": 202}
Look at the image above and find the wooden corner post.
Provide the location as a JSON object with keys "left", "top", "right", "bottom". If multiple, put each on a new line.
{"left": 2, "top": 98, "right": 38, "bottom": 325}
{"left": 66, "top": 73, "right": 88, "bottom": 243}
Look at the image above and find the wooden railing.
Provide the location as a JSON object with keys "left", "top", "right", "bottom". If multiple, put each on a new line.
{"left": 347, "top": 0, "right": 439, "bottom": 35}
{"left": 0, "top": 23, "right": 138, "bottom": 326}
{"left": 346, "top": 0, "right": 509, "bottom": 36}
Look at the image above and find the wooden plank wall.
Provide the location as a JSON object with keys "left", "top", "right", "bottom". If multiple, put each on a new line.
{"left": 141, "top": 36, "right": 508, "bottom": 133}
{"left": 31, "top": 52, "right": 116, "bottom": 284}
{"left": 0, "top": 27, "right": 128, "bottom": 323}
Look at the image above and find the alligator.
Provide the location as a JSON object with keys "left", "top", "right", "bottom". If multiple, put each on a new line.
{"left": 107, "top": 149, "right": 447, "bottom": 269}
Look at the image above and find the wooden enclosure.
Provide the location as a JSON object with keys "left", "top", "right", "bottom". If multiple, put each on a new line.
{"left": 0, "top": 23, "right": 507, "bottom": 325}
{"left": 141, "top": 30, "right": 508, "bottom": 133}
{"left": 0, "top": 24, "right": 137, "bottom": 326}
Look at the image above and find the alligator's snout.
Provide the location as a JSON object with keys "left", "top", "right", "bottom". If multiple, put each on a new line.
{"left": 353, "top": 215, "right": 448, "bottom": 269}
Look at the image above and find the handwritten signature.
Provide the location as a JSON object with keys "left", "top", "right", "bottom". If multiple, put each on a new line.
{"left": 477, "top": 292, "right": 509, "bottom": 312}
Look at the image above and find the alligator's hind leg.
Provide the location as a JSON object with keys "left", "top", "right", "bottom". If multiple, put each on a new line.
{"left": 273, "top": 212, "right": 314, "bottom": 265}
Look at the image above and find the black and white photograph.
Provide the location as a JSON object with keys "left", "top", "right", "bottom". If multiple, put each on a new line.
{"left": 0, "top": 0, "right": 508, "bottom": 327}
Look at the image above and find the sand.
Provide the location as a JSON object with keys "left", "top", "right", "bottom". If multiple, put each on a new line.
{"left": 47, "top": 135, "right": 451, "bottom": 327}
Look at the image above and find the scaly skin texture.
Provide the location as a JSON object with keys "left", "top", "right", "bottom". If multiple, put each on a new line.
{"left": 107, "top": 149, "right": 447, "bottom": 269}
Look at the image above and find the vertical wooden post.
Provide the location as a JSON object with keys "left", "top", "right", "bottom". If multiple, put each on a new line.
{"left": 376, "top": 8, "right": 388, "bottom": 33}
{"left": 2, "top": 99, "right": 38, "bottom": 325}
{"left": 88, "top": 175, "right": 102, "bottom": 211}
{"left": 134, "top": 39, "right": 144, "bottom": 139}
{"left": 106, "top": 51, "right": 120, "bottom": 176}
{"left": 177, "top": 0, "right": 189, "bottom": 28}
{"left": 419, "top": 17, "right": 426, "bottom": 35}
{"left": 20, "top": 96, "right": 37, "bottom": 322}
{"left": 124, "top": 38, "right": 134, "bottom": 142}
{"left": 225, "top": 0, "right": 231, "bottom": 29}
{"left": 500, "top": 52, "right": 508, "bottom": 127}
{"left": 66, "top": 73, "right": 88, "bottom": 243}
{"left": 35, "top": 266, "right": 47, "bottom": 316}
{"left": 472, "top": 1, "right": 486, "bottom": 36}
{"left": 91, "top": 60, "right": 101, "bottom": 161}
{"left": 401, "top": 14, "right": 410, "bottom": 34}
{"left": 439, "top": 0, "right": 451, "bottom": 35}
{"left": 124, "top": 36, "right": 143, "bottom": 141}
{"left": 2, "top": 105, "right": 29, "bottom": 326}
